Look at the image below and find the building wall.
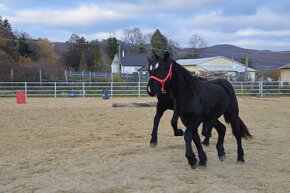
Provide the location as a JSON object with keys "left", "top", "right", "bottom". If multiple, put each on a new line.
{"left": 111, "top": 55, "right": 120, "bottom": 73}
{"left": 281, "top": 69, "right": 290, "bottom": 82}
{"left": 122, "top": 66, "right": 141, "bottom": 74}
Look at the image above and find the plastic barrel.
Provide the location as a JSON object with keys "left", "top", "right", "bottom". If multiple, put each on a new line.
{"left": 16, "top": 91, "right": 26, "bottom": 104}
{"left": 102, "top": 90, "right": 109, "bottom": 100}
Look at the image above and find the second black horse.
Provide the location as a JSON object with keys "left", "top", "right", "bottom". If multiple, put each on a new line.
{"left": 147, "top": 55, "right": 213, "bottom": 147}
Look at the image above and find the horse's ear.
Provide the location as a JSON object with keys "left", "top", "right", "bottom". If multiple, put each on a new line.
{"left": 152, "top": 50, "right": 159, "bottom": 60}
{"left": 164, "top": 51, "right": 171, "bottom": 65}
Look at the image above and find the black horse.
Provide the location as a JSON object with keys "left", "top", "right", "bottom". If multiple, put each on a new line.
{"left": 147, "top": 52, "right": 252, "bottom": 168}
{"left": 147, "top": 56, "right": 184, "bottom": 147}
{"left": 147, "top": 56, "right": 213, "bottom": 147}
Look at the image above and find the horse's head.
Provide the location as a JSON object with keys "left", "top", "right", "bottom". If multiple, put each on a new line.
{"left": 147, "top": 51, "right": 172, "bottom": 97}
{"left": 147, "top": 55, "right": 156, "bottom": 76}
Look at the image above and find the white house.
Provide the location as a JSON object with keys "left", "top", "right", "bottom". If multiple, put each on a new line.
{"left": 177, "top": 56, "right": 257, "bottom": 81}
{"left": 111, "top": 53, "right": 148, "bottom": 74}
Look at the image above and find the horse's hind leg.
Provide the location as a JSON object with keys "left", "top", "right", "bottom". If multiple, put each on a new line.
{"left": 201, "top": 122, "right": 213, "bottom": 146}
{"left": 171, "top": 110, "right": 183, "bottom": 136}
{"left": 212, "top": 119, "right": 226, "bottom": 161}
{"left": 231, "top": 118, "right": 245, "bottom": 162}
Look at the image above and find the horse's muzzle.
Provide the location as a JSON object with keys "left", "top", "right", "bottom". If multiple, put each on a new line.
{"left": 146, "top": 84, "right": 156, "bottom": 97}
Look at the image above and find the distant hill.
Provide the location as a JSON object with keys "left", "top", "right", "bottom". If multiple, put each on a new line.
{"left": 176, "top": 44, "right": 290, "bottom": 72}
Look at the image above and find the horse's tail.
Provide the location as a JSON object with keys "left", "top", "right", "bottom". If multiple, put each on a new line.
{"left": 239, "top": 117, "right": 252, "bottom": 139}
{"left": 219, "top": 79, "right": 252, "bottom": 140}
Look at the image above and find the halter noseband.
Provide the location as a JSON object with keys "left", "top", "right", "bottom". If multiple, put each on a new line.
{"left": 149, "top": 63, "right": 172, "bottom": 94}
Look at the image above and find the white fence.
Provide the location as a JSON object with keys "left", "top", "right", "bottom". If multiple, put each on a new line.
{"left": 0, "top": 81, "right": 290, "bottom": 98}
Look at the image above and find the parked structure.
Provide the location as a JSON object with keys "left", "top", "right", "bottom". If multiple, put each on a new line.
{"left": 177, "top": 56, "right": 257, "bottom": 81}
{"left": 280, "top": 64, "right": 290, "bottom": 82}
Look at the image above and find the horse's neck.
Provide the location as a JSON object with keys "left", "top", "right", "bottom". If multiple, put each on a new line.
{"left": 170, "top": 66, "right": 194, "bottom": 100}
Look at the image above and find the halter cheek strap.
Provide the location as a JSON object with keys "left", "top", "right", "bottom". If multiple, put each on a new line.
{"left": 150, "top": 64, "right": 172, "bottom": 94}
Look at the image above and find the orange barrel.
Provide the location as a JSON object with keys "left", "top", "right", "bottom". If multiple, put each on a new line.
{"left": 16, "top": 91, "right": 26, "bottom": 104}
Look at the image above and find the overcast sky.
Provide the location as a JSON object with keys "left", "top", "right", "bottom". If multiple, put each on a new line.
{"left": 1, "top": 0, "right": 290, "bottom": 51}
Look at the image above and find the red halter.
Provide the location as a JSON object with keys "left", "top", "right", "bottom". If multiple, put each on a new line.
{"left": 150, "top": 63, "right": 172, "bottom": 94}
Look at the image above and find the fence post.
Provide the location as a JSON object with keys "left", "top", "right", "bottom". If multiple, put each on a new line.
{"left": 89, "top": 71, "right": 92, "bottom": 86}
{"left": 259, "top": 80, "right": 264, "bottom": 97}
{"left": 83, "top": 82, "right": 85, "bottom": 98}
{"left": 241, "top": 82, "right": 243, "bottom": 95}
{"left": 64, "top": 70, "right": 68, "bottom": 82}
{"left": 24, "top": 82, "right": 27, "bottom": 97}
{"left": 138, "top": 73, "right": 141, "bottom": 97}
{"left": 261, "top": 80, "right": 263, "bottom": 97}
{"left": 54, "top": 82, "right": 57, "bottom": 98}
{"left": 111, "top": 81, "right": 113, "bottom": 98}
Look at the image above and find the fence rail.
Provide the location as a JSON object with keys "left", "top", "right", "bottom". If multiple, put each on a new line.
{"left": 0, "top": 81, "right": 290, "bottom": 98}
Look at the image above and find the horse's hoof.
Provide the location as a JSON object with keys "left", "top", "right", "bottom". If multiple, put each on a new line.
{"left": 191, "top": 162, "right": 198, "bottom": 169}
{"left": 174, "top": 129, "right": 184, "bottom": 136}
{"left": 198, "top": 161, "right": 207, "bottom": 167}
{"left": 186, "top": 156, "right": 198, "bottom": 169}
{"left": 219, "top": 154, "right": 226, "bottom": 162}
{"left": 237, "top": 155, "right": 245, "bottom": 163}
{"left": 236, "top": 159, "right": 245, "bottom": 164}
{"left": 150, "top": 142, "right": 158, "bottom": 148}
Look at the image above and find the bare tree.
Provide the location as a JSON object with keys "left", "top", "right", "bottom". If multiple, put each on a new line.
{"left": 122, "top": 27, "right": 146, "bottom": 53}
{"left": 189, "top": 34, "right": 207, "bottom": 58}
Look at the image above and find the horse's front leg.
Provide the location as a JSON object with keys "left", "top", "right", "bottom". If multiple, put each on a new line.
{"left": 171, "top": 110, "right": 184, "bottom": 136}
{"left": 150, "top": 105, "right": 165, "bottom": 147}
{"left": 184, "top": 128, "right": 198, "bottom": 169}
{"left": 192, "top": 129, "right": 207, "bottom": 166}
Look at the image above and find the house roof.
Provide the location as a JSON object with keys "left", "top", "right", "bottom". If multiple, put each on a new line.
{"left": 177, "top": 56, "right": 219, "bottom": 66}
{"left": 177, "top": 56, "right": 257, "bottom": 72}
{"left": 280, "top": 63, "right": 290, "bottom": 69}
{"left": 138, "top": 63, "right": 149, "bottom": 72}
{"left": 200, "top": 65, "right": 255, "bottom": 73}
{"left": 120, "top": 54, "right": 149, "bottom": 67}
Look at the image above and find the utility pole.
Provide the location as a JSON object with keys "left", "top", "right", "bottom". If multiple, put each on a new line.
{"left": 245, "top": 54, "right": 249, "bottom": 81}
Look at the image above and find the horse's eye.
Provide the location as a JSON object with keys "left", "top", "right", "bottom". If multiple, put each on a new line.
{"left": 155, "top": 63, "right": 159, "bottom": 69}
{"left": 149, "top": 65, "right": 153, "bottom": 71}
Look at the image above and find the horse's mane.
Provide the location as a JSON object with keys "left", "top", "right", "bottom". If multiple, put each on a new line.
{"left": 172, "top": 60, "right": 202, "bottom": 93}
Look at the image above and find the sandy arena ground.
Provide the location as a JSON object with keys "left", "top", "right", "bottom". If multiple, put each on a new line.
{"left": 0, "top": 97, "right": 290, "bottom": 193}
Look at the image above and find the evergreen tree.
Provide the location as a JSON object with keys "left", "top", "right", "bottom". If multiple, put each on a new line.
{"left": 0, "top": 16, "right": 3, "bottom": 28}
{"left": 0, "top": 16, "right": 17, "bottom": 60}
{"left": 138, "top": 43, "right": 146, "bottom": 54}
{"left": 78, "top": 51, "right": 87, "bottom": 71}
{"left": 16, "top": 32, "right": 32, "bottom": 58}
{"left": 106, "top": 37, "right": 118, "bottom": 61}
{"left": 3, "top": 19, "right": 13, "bottom": 34}
{"left": 62, "top": 34, "right": 88, "bottom": 71}
{"left": 88, "top": 40, "right": 102, "bottom": 71}
{"left": 240, "top": 56, "right": 254, "bottom": 69}
{"left": 150, "top": 29, "right": 168, "bottom": 55}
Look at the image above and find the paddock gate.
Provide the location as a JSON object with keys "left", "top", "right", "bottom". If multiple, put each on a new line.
{"left": 0, "top": 81, "right": 290, "bottom": 98}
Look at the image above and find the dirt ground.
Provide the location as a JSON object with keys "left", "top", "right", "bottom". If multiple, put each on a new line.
{"left": 0, "top": 97, "right": 290, "bottom": 193}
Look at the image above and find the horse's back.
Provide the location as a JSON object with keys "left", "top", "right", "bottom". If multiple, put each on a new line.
{"left": 200, "top": 79, "right": 232, "bottom": 119}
